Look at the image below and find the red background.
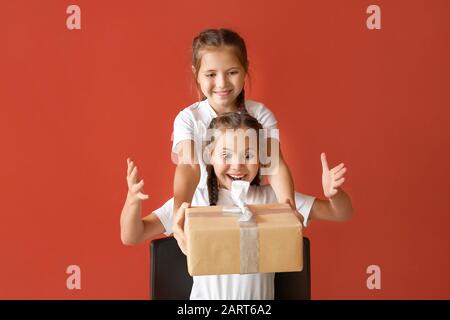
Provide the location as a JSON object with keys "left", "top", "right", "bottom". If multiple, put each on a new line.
{"left": 1, "top": 0, "right": 449, "bottom": 299}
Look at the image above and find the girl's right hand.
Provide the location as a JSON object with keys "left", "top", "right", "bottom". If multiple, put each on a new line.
{"left": 172, "top": 202, "right": 190, "bottom": 256}
{"left": 320, "top": 153, "right": 347, "bottom": 198}
{"left": 126, "top": 158, "right": 149, "bottom": 204}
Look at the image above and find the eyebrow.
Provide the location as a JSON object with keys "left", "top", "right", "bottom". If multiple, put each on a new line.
{"left": 203, "top": 67, "right": 240, "bottom": 73}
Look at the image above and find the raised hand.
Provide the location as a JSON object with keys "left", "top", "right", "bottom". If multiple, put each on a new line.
{"left": 321, "top": 153, "right": 347, "bottom": 198}
{"left": 126, "top": 158, "right": 149, "bottom": 204}
{"left": 172, "top": 202, "right": 190, "bottom": 255}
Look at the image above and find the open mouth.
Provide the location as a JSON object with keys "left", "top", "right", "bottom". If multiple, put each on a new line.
{"left": 226, "top": 174, "right": 246, "bottom": 181}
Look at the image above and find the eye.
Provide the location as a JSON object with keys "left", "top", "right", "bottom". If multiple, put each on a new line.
{"left": 245, "top": 151, "right": 255, "bottom": 160}
{"left": 205, "top": 73, "right": 215, "bottom": 78}
{"left": 221, "top": 152, "right": 232, "bottom": 160}
{"left": 229, "top": 70, "right": 239, "bottom": 75}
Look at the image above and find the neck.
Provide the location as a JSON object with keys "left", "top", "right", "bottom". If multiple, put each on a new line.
{"left": 218, "top": 182, "right": 229, "bottom": 190}
{"left": 208, "top": 100, "right": 238, "bottom": 115}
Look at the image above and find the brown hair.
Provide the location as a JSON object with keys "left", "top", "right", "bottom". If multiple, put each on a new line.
{"left": 192, "top": 28, "right": 249, "bottom": 112}
{"left": 206, "top": 112, "right": 263, "bottom": 205}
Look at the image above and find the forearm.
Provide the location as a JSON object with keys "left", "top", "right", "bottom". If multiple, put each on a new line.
{"left": 267, "top": 156, "right": 296, "bottom": 207}
{"left": 120, "top": 193, "right": 144, "bottom": 245}
{"left": 328, "top": 188, "right": 353, "bottom": 221}
{"left": 173, "top": 164, "right": 200, "bottom": 213}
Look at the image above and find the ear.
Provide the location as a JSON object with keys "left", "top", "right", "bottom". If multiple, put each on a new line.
{"left": 191, "top": 65, "right": 197, "bottom": 76}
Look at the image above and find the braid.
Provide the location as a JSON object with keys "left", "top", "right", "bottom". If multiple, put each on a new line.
{"left": 251, "top": 172, "right": 261, "bottom": 186}
{"left": 236, "top": 89, "right": 247, "bottom": 113}
{"left": 207, "top": 165, "right": 219, "bottom": 205}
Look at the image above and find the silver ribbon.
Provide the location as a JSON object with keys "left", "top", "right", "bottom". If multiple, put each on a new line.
{"left": 224, "top": 181, "right": 259, "bottom": 274}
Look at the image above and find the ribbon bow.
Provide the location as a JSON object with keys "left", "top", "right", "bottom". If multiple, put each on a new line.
{"left": 222, "top": 180, "right": 253, "bottom": 222}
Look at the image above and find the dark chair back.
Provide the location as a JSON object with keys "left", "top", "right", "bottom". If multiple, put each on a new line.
{"left": 150, "top": 236, "right": 311, "bottom": 300}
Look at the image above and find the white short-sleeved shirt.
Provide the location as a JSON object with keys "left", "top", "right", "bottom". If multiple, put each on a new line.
{"left": 154, "top": 185, "right": 315, "bottom": 300}
{"left": 172, "top": 99, "right": 278, "bottom": 188}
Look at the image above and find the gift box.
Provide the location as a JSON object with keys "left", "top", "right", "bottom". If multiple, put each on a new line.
{"left": 184, "top": 203, "right": 303, "bottom": 276}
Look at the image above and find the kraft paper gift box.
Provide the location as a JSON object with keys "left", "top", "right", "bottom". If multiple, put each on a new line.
{"left": 184, "top": 203, "right": 303, "bottom": 276}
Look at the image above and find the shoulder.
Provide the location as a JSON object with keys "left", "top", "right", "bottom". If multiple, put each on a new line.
{"left": 245, "top": 100, "right": 277, "bottom": 126}
{"left": 245, "top": 100, "right": 269, "bottom": 113}
{"left": 175, "top": 101, "right": 201, "bottom": 120}
{"left": 175, "top": 100, "right": 212, "bottom": 124}
{"left": 191, "top": 187, "right": 210, "bottom": 206}
{"left": 153, "top": 187, "right": 209, "bottom": 220}
{"left": 245, "top": 100, "right": 273, "bottom": 113}
{"left": 153, "top": 197, "right": 174, "bottom": 219}
{"left": 247, "top": 184, "right": 278, "bottom": 204}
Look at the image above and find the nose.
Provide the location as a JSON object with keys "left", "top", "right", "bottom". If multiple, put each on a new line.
{"left": 229, "top": 156, "right": 246, "bottom": 169}
{"left": 215, "top": 73, "right": 227, "bottom": 88}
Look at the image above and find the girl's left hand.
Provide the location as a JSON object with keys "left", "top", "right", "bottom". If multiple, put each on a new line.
{"left": 321, "top": 152, "right": 347, "bottom": 198}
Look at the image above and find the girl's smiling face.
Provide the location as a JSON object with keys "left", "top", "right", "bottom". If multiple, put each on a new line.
{"left": 210, "top": 129, "right": 260, "bottom": 190}
{"left": 194, "top": 46, "right": 246, "bottom": 112}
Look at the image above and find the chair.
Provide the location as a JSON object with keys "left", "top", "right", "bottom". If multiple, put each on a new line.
{"left": 150, "top": 236, "right": 311, "bottom": 300}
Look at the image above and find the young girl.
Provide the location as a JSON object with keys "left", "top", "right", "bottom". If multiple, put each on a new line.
{"left": 172, "top": 29, "right": 298, "bottom": 239}
{"left": 120, "top": 112, "right": 353, "bottom": 300}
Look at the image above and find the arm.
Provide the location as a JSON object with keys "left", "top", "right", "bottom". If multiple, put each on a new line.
{"left": 173, "top": 140, "right": 200, "bottom": 217}
{"left": 172, "top": 140, "right": 200, "bottom": 252}
{"left": 309, "top": 188, "right": 353, "bottom": 222}
{"left": 266, "top": 138, "right": 296, "bottom": 208}
{"left": 309, "top": 153, "right": 353, "bottom": 222}
{"left": 120, "top": 158, "right": 165, "bottom": 245}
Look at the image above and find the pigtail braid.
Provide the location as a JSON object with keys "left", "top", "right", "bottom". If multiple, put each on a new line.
{"left": 236, "top": 89, "right": 247, "bottom": 113}
{"left": 207, "top": 165, "right": 219, "bottom": 206}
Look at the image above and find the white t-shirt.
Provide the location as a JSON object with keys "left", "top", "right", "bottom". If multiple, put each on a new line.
{"left": 154, "top": 184, "right": 315, "bottom": 300}
{"left": 172, "top": 99, "right": 278, "bottom": 188}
